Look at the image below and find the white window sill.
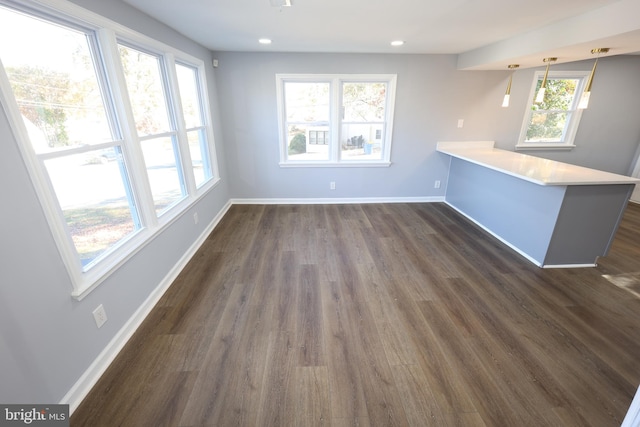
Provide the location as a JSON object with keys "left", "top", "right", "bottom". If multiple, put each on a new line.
{"left": 515, "top": 144, "right": 576, "bottom": 151}
{"left": 279, "top": 161, "right": 391, "bottom": 168}
{"left": 70, "top": 176, "right": 222, "bottom": 300}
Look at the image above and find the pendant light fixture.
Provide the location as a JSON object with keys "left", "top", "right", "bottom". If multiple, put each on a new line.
{"left": 578, "top": 48, "right": 609, "bottom": 109}
{"left": 535, "top": 57, "right": 558, "bottom": 103}
{"left": 502, "top": 64, "right": 519, "bottom": 107}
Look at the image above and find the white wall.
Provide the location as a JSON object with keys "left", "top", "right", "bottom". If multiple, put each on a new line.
{"left": 213, "top": 52, "right": 640, "bottom": 200}
{"left": 0, "top": 0, "right": 229, "bottom": 407}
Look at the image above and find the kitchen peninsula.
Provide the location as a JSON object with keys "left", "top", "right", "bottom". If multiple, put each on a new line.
{"left": 437, "top": 141, "right": 639, "bottom": 267}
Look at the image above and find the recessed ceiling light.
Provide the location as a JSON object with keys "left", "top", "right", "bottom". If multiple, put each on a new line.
{"left": 391, "top": 40, "right": 404, "bottom": 47}
{"left": 259, "top": 38, "right": 272, "bottom": 45}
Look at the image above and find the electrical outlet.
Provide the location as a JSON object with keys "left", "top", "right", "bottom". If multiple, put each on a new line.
{"left": 330, "top": 181, "right": 336, "bottom": 190}
{"left": 193, "top": 212, "right": 199, "bottom": 224}
{"left": 434, "top": 180, "right": 441, "bottom": 189}
{"left": 457, "top": 119, "right": 464, "bottom": 128}
{"left": 92, "top": 304, "right": 107, "bottom": 328}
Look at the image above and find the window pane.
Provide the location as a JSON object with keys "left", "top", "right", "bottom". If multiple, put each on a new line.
{"left": 526, "top": 111, "right": 570, "bottom": 142}
{"left": 341, "top": 124, "right": 383, "bottom": 160}
{"left": 343, "top": 82, "right": 386, "bottom": 121}
{"left": 187, "top": 129, "right": 209, "bottom": 187}
{"left": 44, "top": 149, "right": 140, "bottom": 267}
{"left": 0, "top": 7, "right": 114, "bottom": 154}
{"left": 286, "top": 125, "right": 330, "bottom": 161}
{"left": 284, "top": 82, "right": 330, "bottom": 122}
{"left": 284, "top": 82, "right": 330, "bottom": 161}
{"left": 140, "top": 136, "right": 186, "bottom": 213}
{"left": 175, "top": 63, "right": 202, "bottom": 128}
{"left": 118, "top": 44, "right": 171, "bottom": 136}
{"left": 176, "top": 63, "right": 212, "bottom": 185}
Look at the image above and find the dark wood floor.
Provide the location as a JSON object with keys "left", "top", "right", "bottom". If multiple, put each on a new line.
{"left": 71, "top": 202, "right": 640, "bottom": 426}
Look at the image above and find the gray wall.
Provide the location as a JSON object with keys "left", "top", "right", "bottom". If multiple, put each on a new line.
{"left": 2, "top": 0, "right": 640, "bottom": 409}
{"left": 0, "top": 0, "right": 229, "bottom": 404}
{"left": 214, "top": 52, "right": 640, "bottom": 200}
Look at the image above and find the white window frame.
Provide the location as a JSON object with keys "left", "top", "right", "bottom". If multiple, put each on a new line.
{"left": 516, "top": 70, "right": 589, "bottom": 151}
{"left": 276, "top": 73, "right": 397, "bottom": 167}
{"left": 0, "top": 0, "right": 220, "bottom": 299}
{"left": 174, "top": 60, "right": 215, "bottom": 189}
{"left": 115, "top": 40, "right": 190, "bottom": 217}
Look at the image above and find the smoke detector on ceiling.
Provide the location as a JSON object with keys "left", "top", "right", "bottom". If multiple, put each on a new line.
{"left": 270, "top": 0, "right": 291, "bottom": 7}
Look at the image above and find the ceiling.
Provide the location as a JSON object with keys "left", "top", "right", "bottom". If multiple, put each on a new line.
{"left": 122, "top": 0, "right": 640, "bottom": 70}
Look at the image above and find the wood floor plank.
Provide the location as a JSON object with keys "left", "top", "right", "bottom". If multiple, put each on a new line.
{"left": 319, "top": 279, "right": 369, "bottom": 420}
{"left": 333, "top": 270, "right": 410, "bottom": 426}
{"left": 418, "top": 298, "right": 545, "bottom": 426}
{"left": 71, "top": 202, "right": 640, "bottom": 426}
{"left": 255, "top": 330, "right": 297, "bottom": 426}
{"left": 381, "top": 276, "right": 480, "bottom": 415}
{"left": 294, "top": 366, "right": 331, "bottom": 426}
{"left": 391, "top": 363, "right": 460, "bottom": 427}
{"left": 331, "top": 417, "right": 371, "bottom": 427}
{"left": 178, "top": 278, "right": 256, "bottom": 426}
{"left": 296, "top": 264, "right": 325, "bottom": 367}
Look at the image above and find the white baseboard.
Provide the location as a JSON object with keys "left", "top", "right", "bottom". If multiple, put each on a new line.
{"left": 444, "top": 201, "right": 602, "bottom": 269}
{"left": 622, "top": 385, "right": 640, "bottom": 427}
{"left": 541, "top": 263, "right": 598, "bottom": 269}
{"left": 62, "top": 200, "right": 232, "bottom": 414}
{"left": 230, "top": 196, "right": 444, "bottom": 205}
{"left": 444, "top": 201, "right": 544, "bottom": 267}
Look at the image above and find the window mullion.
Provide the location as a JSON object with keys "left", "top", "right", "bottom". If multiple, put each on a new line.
{"left": 331, "top": 78, "right": 341, "bottom": 162}
{"left": 99, "top": 28, "right": 157, "bottom": 228}
{"left": 382, "top": 77, "right": 396, "bottom": 161}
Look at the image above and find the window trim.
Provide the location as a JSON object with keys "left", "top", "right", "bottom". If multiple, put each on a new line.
{"left": 276, "top": 73, "right": 397, "bottom": 167}
{"left": 0, "top": 0, "right": 220, "bottom": 299}
{"left": 516, "top": 70, "right": 589, "bottom": 151}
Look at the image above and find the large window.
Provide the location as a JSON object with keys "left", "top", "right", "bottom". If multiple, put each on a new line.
{"left": 276, "top": 74, "right": 397, "bottom": 166}
{"left": 517, "top": 71, "right": 588, "bottom": 150}
{"left": 0, "top": 1, "right": 218, "bottom": 298}
{"left": 118, "top": 43, "right": 186, "bottom": 215}
{"left": 0, "top": 6, "right": 140, "bottom": 270}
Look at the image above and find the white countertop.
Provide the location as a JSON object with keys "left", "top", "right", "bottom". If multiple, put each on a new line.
{"left": 437, "top": 141, "right": 640, "bottom": 186}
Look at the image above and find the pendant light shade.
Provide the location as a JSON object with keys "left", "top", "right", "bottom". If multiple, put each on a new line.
{"left": 578, "top": 48, "right": 609, "bottom": 110}
{"left": 535, "top": 57, "right": 557, "bottom": 103}
{"left": 502, "top": 64, "right": 519, "bottom": 107}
